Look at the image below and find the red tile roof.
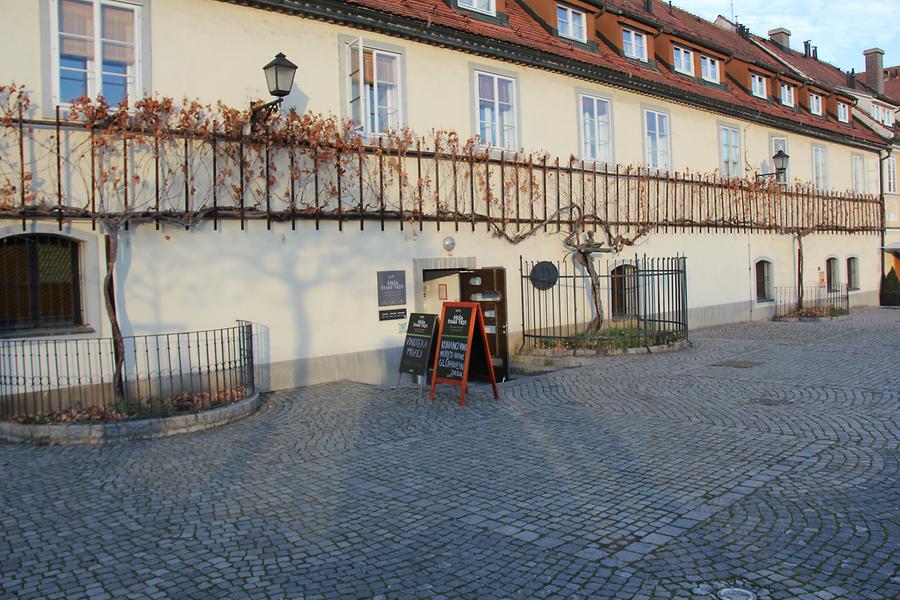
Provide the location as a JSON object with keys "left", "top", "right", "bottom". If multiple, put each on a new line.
{"left": 753, "top": 37, "right": 853, "bottom": 92}
{"left": 229, "top": 0, "right": 886, "bottom": 147}
{"left": 853, "top": 67, "right": 900, "bottom": 105}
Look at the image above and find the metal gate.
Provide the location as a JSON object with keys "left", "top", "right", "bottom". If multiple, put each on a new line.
{"left": 519, "top": 255, "right": 688, "bottom": 351}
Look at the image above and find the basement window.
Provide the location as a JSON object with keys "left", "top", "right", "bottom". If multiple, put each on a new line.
{"left": 0, "top": 235, "right": 83, "bottom": 334}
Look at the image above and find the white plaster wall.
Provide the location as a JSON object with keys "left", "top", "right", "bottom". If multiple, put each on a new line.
{"left": 1, "top": 0, "right": 884, "bottom": 194}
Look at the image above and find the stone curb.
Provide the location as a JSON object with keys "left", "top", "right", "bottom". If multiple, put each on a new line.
{"left": 0, "top": 393, "right": 260, "bottom": 445}
{"left": 513, "top": 339, "right": 691, "bottom": 368}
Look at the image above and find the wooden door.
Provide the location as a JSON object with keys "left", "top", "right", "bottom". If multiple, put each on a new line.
{"left": 459, "top": 268, "right": 509, "bottom": 380}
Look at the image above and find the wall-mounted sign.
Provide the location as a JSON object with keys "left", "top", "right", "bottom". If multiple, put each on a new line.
{"left": 379, "top": 308, "right": 407, "bottom": 321}
{"left": 399, "top": 313, "right": 438, "bottom": 378}
{"left": 377, "top": 270, "right": 407, "bottom": 306}
{"left": 429, "top": 302, "right": 499, "bottom": 406}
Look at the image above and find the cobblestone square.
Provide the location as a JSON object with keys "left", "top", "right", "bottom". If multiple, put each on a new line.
{"left": 1, "top": 309, "right": 898, "bottom": 599}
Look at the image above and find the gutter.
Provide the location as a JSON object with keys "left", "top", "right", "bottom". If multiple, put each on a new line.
{"left": 218, "top": 0, "right": 887, "bottom": 152}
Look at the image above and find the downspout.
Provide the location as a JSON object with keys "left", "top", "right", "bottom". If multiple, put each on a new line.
{"left": 879, "top": 147, "right": 892, "bottom": 290}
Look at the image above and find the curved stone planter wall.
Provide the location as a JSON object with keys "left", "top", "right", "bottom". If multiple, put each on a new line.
{"left": 0, "top": 393, "right": 259, "bottom": 445}
{"left": 513, "top": 339, "right": 691, "bottom": 371}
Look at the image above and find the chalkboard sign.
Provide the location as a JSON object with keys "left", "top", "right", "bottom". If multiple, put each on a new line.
{"left": 429, "top": 302, "right": 499, "bottom": 405}
{"left": 398, "top": 313, "right": 437, "bottom": 377}
{"left": 377, "top": 270, "right": 407, "bottom": 306}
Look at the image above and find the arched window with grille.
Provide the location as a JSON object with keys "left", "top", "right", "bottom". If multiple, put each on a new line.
{"left": 755, "top": 260, "right": 773, "bottom": 302}
{"left": 846, "top": 257, "right": 859, "bottom": 291}
{"left": 0, "top": 235, "right": 82, "bottom": 333}
{"left": 610, "top": 264, "right": 638, "bottom": 318}
{"left": 825, "top": 257, "right": 839, "bottom": 292}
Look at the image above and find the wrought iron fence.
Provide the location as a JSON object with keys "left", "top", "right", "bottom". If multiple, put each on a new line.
{"left": 519, "top": 255, "right": 688, "bottom": 351}
{"left": 774, "top": 285, "right": 849, "bottom": 318}
{"left": 0, "top": 321, "right": 254, "bottom": 422}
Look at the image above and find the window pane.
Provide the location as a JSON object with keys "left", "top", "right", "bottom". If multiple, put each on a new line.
{"left": 60, "top": 0, "right": 93, "bottom": 37}
{"left": 102, "top": 73, "right": 127, "bottom": 106}
{"left": 60, "top": 67, "right": 88, "bottom": 103}
{"left": 101, "top": 4, "right": 134, "bottom": 44}
{"left": 497, "top": 78, "right": 512, "bottom": 104}
{"left": 478, "top": 73, "right": 494, "bottom": 101}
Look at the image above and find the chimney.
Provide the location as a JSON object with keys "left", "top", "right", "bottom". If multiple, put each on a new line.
{"left": 864, "top": 48, "right": 885, "bottom": 94}
{"left": 812, "top": 46, "right": 818, "bottom": 60}
{"left": 848, "top": 68, "right": 856, "bottom": 88}
{"left": 645, "top": 0, "right": 653, "bottom": 14}
{"left": 768, "top": 27, "right": 791, "bottom": 49}
{"left": 803, "top": 40, "right": 811, "bottom": 57}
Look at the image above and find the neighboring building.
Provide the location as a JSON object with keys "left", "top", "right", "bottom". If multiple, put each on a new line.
{"left": 0, "top": 0, "right": 890, "bottom": 393}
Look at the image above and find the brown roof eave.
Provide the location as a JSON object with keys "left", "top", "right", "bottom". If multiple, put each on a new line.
{"left": 215, "top": 0, "right": 887, "bottom": 153}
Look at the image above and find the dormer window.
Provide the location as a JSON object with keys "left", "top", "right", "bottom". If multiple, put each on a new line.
{"left": 700, "top": 56, "right": 720, "bottom": 83}
{"left": 780, "top": 83, "right": 794, "bottom": 107}
{"left": 837, "top": 102, "right": 850, "bottom": 123}
{"left": 809, "top": 93, "right": 823, "bottom": 116}
{"left": 751, "top": 73, "right": 767, "bottom": 99}
{"left": 623, "top": 28, "right": 647, "bottom": 61}
{"left": 557, "top": 4, "right": 586, "bottom": 43}
{"left": 459, "top": 0, "right": 495, "bottom": 16}
{"left": 673, "top": 46, "right": 694, "bottom": 76}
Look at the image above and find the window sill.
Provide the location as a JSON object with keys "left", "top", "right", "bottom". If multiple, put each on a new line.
{"left": 0, "top": 325, "right": 96, "bottom": 340}
{"left": 755, "top": 298, "right": 775, "bottom": 305}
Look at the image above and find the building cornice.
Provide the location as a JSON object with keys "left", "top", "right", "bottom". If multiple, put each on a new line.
{"left": 217, "top": 0, "right": 886, "bottom": 153}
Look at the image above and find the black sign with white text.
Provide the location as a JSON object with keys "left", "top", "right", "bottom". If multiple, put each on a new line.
{"left": 377, "top": 270, "right": 407, "bottom": 307}
{"left": 398, "top": 313, "right": 438, "bottom": 377}
{"left": 434, "top": 305, "right": 474, "bottom": 382}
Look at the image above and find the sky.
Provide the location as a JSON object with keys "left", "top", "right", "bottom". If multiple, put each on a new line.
{"left": 672, "top": 0, "right": 900, "bottom": 72}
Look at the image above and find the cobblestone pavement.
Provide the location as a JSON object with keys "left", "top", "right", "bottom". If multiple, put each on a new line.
{"left": 1, "top": 309, "right": 898, "bottom": 599}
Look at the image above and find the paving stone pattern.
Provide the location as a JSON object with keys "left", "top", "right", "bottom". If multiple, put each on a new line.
{"left": 1, "top": 308, "right": 898, "bottom": 599}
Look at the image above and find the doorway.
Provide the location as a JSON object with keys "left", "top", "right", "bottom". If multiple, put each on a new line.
{"left": 421, "top": 266, "right": 509, "bottom": 381}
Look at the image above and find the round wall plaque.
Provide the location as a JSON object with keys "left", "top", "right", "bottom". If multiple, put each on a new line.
{"left": 530, "top": 261, "right": 559, "bottom": 290}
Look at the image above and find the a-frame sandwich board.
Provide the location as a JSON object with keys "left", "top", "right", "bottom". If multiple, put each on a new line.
{"left": 429, "top": 301, "right": 499, "bottom": 405}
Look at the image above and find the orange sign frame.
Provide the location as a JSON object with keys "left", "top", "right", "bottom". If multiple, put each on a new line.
{"left": 429, "top": 302, "right": 500, "bottom": 405}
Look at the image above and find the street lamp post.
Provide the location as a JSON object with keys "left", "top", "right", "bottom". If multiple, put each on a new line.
{"left": 250, "top": 52, "right": 298, "bottom": 132}
{"left": 757, "top": 149, "right": 790, "bottom": 183}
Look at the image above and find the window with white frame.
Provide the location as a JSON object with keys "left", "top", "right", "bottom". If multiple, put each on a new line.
{"left": 557, "top": 4, "right": 586, "bottom": 42}
{"left": 846, "top": 257, "right": 859, "bottom": 290}
{"left": 700, "top": 56, "right": 720, "bottom": 83}
{"left": 751, "top": 73, "right": 767, "bottom": 99}
{"left": 644, "top": 109, "right": 671, "bottom": 170}
{"left": 347, "top": 39, "right": 402, "bottom": 135}
{"left": 870, "top": 104, "right": 879, "bottom": 120}
{"left": 719, "top": 125, "right": 740, "bottom": 178}
{"left": 673, "top": 46, "right": 694, "bottom": 76}
{"left": 780, "top": 83, "right": 794, "bottom": 107}
{"left": 886, "top": 157, "right": 897, "bottom": 193}
{"left": 851, "top": 155, "right": 865, "bottom": 193}
{"left": 809, "top": 93, "right": 823, "bottom": 116}
{"left": 475, "top": 71, "right": 517, "bottom": 149}
{"left": 837, "top": 102, "right": 849, "bottom": 123}
{"left": 812, "top": 146, "right": 827, "bottom": 189}
{"left": 458, "top": 0, "right": 495, "bottom": 16}
{"left": 52, "top": 0, "right": 141, "bottom": 106}
{"left": 771, "top": 136, "right": 788, "bottom": 181}
{"left": 622, "top": 28, "right": 647, "bottom": 61}
{"left": 579, "top": 94, "right": 612, "bottom": 163}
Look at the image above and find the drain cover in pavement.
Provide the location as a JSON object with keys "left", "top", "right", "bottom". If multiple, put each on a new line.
{"left": 711, "top": 360, "right": 761, "bottom": 368}
{"left": 717, "top": 588, "right": 757, "bottom": 600}
{"left": 750, "top": 396, "right": 791, "bottom": 406}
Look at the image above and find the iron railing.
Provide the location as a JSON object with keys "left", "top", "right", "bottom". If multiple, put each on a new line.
{"left": 520, "top": 255, "right": 688, "bottom": 351}
{"left": 0, "top": 321, "right": 254, "bottom": 422}
{"left": 774, "top": 285, "right": 850, "bottom": 318}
